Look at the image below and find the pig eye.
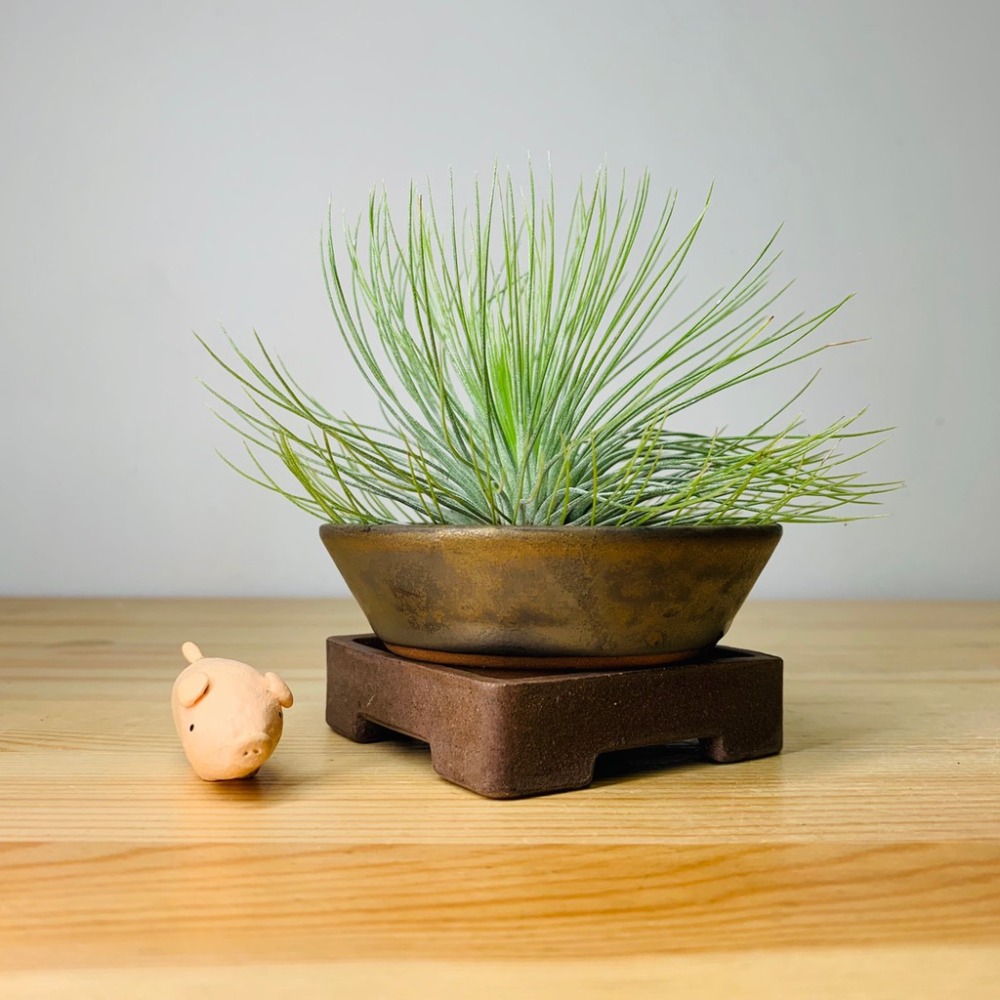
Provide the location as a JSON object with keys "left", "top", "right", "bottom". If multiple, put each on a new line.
{"left": 189, "top": 724, "right": 195, "bottom": 731}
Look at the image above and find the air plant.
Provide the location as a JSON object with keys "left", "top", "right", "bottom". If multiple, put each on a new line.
{"left": 200, "top": 166, "right": 895, "bottom": 526}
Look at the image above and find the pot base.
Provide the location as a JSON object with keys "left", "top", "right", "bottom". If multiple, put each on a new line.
{"left": 327, "top": 634, "right": 784, "bottom": 798}
{"left": 383, "top": 641, "right": 705, "bottom": 671}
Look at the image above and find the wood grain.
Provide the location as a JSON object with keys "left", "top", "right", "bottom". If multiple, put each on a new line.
{"left": 1, "top": 599, "right": 998, "bottom": 997}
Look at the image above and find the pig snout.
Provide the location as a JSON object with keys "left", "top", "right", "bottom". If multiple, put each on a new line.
{"left": 240, "top": 732, "right": 274, "bottom": 760}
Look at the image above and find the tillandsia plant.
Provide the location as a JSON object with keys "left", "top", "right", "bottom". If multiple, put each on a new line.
{"left": 200, "top": 166, "right": 896, "bottom": 526}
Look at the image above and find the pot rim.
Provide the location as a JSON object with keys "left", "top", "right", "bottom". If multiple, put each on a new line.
{"left": 319, "top": 522, "right": 782, "bottom": 539}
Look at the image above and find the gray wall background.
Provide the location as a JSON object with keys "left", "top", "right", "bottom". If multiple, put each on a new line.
{"left": 2, "top": 0, "right": 997, "bottom": 599}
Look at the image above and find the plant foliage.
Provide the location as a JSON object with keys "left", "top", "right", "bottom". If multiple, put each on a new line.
{"left": 200, "top": 167, "right": 896, "bottom": 526}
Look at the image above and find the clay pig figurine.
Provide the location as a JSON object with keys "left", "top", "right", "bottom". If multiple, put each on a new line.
{"left": 171, "top": 641, "right": 293, "bottom": 780}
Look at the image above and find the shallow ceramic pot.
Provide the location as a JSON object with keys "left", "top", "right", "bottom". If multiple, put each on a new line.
{"left": 319, "top": 524, "right": 781, "bottom": 670}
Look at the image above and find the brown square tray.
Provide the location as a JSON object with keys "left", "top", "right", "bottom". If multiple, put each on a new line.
{"left": 326, "top": 635, "right": 783, "bottom": 799}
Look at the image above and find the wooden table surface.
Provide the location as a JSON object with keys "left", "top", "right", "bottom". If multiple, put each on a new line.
{"left": 0, "top": 599, "right": 998, "bottom": 998}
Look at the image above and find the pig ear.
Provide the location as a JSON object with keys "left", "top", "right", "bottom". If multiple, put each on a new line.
{"left": 264, "top": 672, "right": 293, "bottom": 708}
{"left": 176, "top": 671, "right": 210, "bottom": 708}
{"left": 181, "top": 641, "right": 203, "bottom": 664}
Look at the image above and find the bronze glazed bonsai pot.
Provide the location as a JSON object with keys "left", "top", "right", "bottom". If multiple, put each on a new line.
{"left": 319, "top": 524, "right": 781, "bottom": 669}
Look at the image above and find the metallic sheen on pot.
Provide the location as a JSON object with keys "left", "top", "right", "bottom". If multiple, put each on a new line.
{"left": 320, "top": 524, "right": 781, "bottom": 669}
